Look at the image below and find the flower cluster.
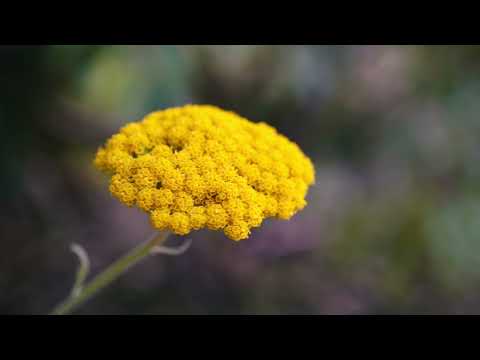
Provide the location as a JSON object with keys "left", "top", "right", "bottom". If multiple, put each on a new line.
{"left": 94, "top": 105, "right": 315, "bottom": 240}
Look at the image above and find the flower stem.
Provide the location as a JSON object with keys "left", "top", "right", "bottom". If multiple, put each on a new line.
{"left": 51, "top": 230, "right": 170, "bottom": 315}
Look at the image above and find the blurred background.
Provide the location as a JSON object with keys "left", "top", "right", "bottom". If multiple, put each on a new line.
{"left": 1, "top": 45, "right": 480, "bottom": 314}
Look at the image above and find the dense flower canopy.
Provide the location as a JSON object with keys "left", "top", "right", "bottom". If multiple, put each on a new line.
{"left": 94, "top": 105, "right": 315, "bottom": 240}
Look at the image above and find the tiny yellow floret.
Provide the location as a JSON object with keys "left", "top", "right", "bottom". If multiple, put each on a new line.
{"left": 94, "top": 105, "right": 315, "bottom": 240}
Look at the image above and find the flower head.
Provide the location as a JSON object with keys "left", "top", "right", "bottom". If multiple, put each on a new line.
{"left": 94, "top": 105, "right": 315, "bottom": 241}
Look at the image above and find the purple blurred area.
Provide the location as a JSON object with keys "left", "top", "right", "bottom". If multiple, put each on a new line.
{"left": 2, "top": 45, "right": 480, "bottom": 314}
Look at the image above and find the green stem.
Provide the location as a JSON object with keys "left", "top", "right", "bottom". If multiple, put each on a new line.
{"left": 51, "top": 231, "right": 170, "bottom": 315}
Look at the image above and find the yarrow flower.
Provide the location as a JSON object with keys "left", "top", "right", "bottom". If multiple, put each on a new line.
{"left": 94, "top": 105, "right": 315, "bottom": 241}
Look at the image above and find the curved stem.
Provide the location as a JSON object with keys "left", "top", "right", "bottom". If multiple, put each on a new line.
{"left": 51, "top": 230, "right": 170, "bottom": 315}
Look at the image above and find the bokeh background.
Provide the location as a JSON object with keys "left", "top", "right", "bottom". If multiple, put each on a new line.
{"left": 2, "top": 45, "right": 480, "bottom": 314}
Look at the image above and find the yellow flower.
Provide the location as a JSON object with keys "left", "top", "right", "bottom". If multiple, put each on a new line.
{"left": 94, "top": 104, "right": 315, "bottom": 241}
